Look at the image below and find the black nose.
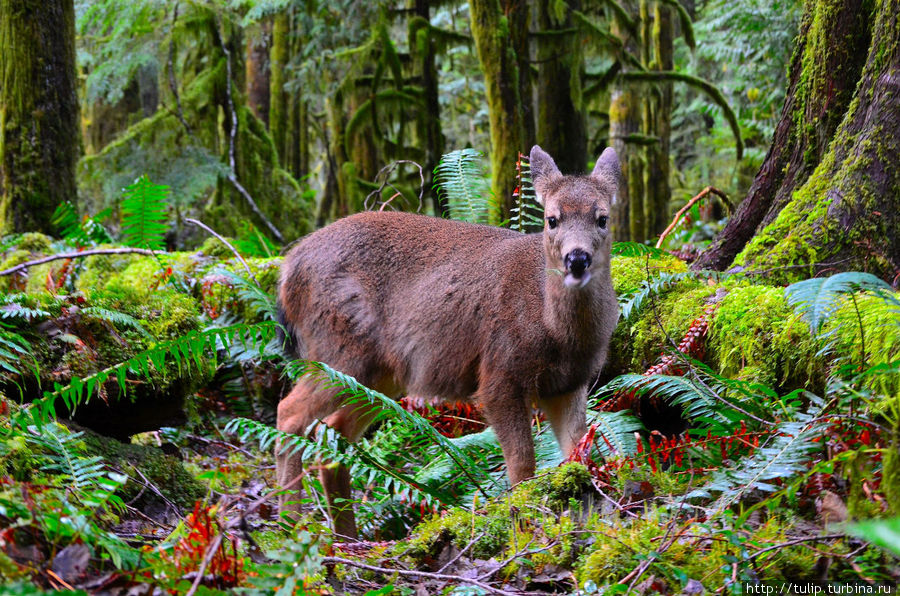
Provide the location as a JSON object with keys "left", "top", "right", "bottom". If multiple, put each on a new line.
{"left": 564, "top": 249, "right": 592, "bottom": 277}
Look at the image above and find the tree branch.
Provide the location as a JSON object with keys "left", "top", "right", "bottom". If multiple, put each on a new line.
{"left": 0, "top": 248, "right": 162, "bottom": 277}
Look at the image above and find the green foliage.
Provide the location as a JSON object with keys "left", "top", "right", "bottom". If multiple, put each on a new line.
{"left": 509, "top": 154, "right": 543, "bottom": 233}
{"left": 434, "top": 149, "right": 494, "bottom": 225}
{"left": 20, "top": 321, "right": 277, "bottom": 429}
{"left": 785, "top": 272, "right": 894, "bottom": 333}
{"left": 51, "top": 201, "right": 113, "bottom": 246}
{"left": 120, "top": 175, "right": 170, "bottom": 250}
{"left": 850, "top": 517, "right": 900, "bottom": 558}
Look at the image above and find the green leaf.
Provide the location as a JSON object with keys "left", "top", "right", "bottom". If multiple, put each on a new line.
{"left": 120, "top": 175, "right": 170, "bottom": 251}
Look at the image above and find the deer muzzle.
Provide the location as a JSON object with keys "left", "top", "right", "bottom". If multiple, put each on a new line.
{"left": 563, "top": 249, "right": 592, "bottom": 288}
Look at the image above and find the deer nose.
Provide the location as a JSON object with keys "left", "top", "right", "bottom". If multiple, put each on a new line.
{"left": 564, "top": 249, "right": 592, "bottom": 278}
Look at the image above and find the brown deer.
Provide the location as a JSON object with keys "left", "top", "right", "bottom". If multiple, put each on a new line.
{"left": 275, "top": 145, "right": 620, "bottom": 538}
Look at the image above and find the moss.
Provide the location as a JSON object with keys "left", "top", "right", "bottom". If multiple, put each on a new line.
{"left": 708, "top": 285, "right": 822, "bottom": 389}
{"left": 197, "top": 235, "right": 238, "bottom": 258}
{"left": 610, "top": 253, "right": 688, "bottom": 296}
{"left": 404, "top": 506, "right": 510, "bottom": 561}
{"left": 15, "top": 232, "right": 52, "bottom": 253}
{"left": 81, "top": 430, "right": 205, "bottom": 510}
{"left": 625, "top": 284, "right": 713, "bottom": 371}
{"left": 0, "top": 249, "right": 31, "bottom": 291}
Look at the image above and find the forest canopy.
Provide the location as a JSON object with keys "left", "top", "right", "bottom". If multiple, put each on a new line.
{"left": 0, "top": 0, "right": 898, "bottom": 593}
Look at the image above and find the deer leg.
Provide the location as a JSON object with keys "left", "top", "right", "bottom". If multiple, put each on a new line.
{"left": 478, "top": 382, "right": 536, "bottom": 485}
{"left": 276, "top": 376, "right": 343, "bottom": 519}
{"left": 319, "top": 401, "right": 383, "bottom": 540}
{"left": 539, "top": 388, "right": 589, "bottom": 459}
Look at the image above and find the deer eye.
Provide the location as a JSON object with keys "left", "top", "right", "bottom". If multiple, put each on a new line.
{"left": 597, "top": 216, "right": 608, "bottom": 229}
{"left": 547, "top": 216, "right": 558, "bottom": 230}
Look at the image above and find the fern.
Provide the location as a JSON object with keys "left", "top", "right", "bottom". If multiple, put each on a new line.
{"left": 785, "top": 272, "right": 894, "bottom": 333}
{"left": 611, "top": 242, "right": 670, "bottom": 258}
{"left": 587, "top": 409, "right": 644, "bottom": 457}
{"left": 688, "top": 397, "right": 828, "bottom": 514}
{"left": 51, "top": 201, "right": 113, "bottom": 246}
{"left": 619, "top": 270, "right": 718, "bottom": 320}
{"left": 209, "top": 267, "right": 278, "bottom": 321}
{"left": 19, "top": 321, "right": 277, "bottom": 429}
{"left": 81, "top": 306, "right": 152, "bottom": 337}
{"left": 121, "top": 175, "right": 169, "bottom": 250}
{"left": 295, "top": 361, "right": 498, "bottom": 496}
{"left": 0, "top": 325, "right": 35, "bottom": 379}
{"left": 509, "top": 154, "right": 544, "bottom": 233}
{"left": 434, "top": 149, "right": 494, "bottom": 225}
{"left": 599, "top": 373, "right": 724, "bottom": 424}
{"left": 225, "top": 417, "right": 453, "bottom": 509}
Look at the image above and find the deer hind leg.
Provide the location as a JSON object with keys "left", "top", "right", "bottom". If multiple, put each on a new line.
{"left": 538, "top": 388, "right": 588, "bottom": 459}
{"left": 318, "top": 401, "right": 384, "bottom": 540}
{"left": 276, "top": 376, "right": 341, "bottom": 520}
{"left": 477, "top": 380, "right": 536, "bottom": 485}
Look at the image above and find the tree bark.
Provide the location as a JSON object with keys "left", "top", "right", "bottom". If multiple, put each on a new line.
{"left": 470, "top": 0, "right": 527, "bottom": 222}
{"left": 246, "top": 18, "right": 271, "bottom": 125}
{"left": 536, "top": 0, "right": 587, "bottom": 175}
{"left": 0, "top": 0, "right": 80, "bottom": 234}
{"left": 723, "top": 0, "right": 900, "bottom": 282}
{"left": 693, "top": 0, "right": 874, "bottom": 272}
{"left": 412, "top": 1, "right": 447, "bottom": 216}
{"left": 269, "top": 11, "right": 289, "bottom": 166}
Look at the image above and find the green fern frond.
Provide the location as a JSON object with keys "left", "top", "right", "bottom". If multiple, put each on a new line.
{"left": 81, "top": 307, "right": 152, "bottom": 337}
{"left": 599, "top": 373, "right": 723, "bottom": 423}
{"left": 587, "top": 409, "right": 644, "bottom": 457}
{"left": 121, "top": 175, "right": 170, "bottom": 251}
{"left": 225, "top": 417, "right": 453, "bottom": 509}
{"left": 785, "top": 272, "right": 894, "bottom": 333}
{"left": 20, "top": 321, "right": 277, "bottom": 429}
{"left": 52, "top": 202, "right": 113, "bottom": 246}
{"left": 434, "top": 149, "right": 494, "bottom": 225}
{"left": 690, "top": 399, "right": 828, "bottom": 514}
{"left": 509, "top": 154, "right": 544, "bottom": 233}
{"left": 611, "top": 242, "right": 670, "bottom": 258}
{"left": 619, "top": 270, "right": 721, "bottom": 320}
{"left": 0, "top": 301, "right": 51, "bottom": 321}
{"left": 298, "top": 361, "right": 498, "bottom": 496}
{"left": 210, "top": 267, "right": 277, "bottom": 321}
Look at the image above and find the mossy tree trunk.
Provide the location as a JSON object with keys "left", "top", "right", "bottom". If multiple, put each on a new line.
{"left": 0, "top": 0, "right": 80, "bottom": 234}
{"left": 269, "top": 10, "right": 289, "bottom": 166}
{"left": 693, "top": 0, "right": 894, "bottom": 277}
{"left": 470, "top": 0, "right": 527, "bottom": 223}
{"left": 412, "top": 1, "right": 447, "bottom": 215}
{"left": 536, "top": 0, "right": 587, "bottom": 174}
{"left": 245, "top": 18, "right": 271, "bottom": 125}
{"left": 643, "top": 2, "right": 673, "bottom": 238}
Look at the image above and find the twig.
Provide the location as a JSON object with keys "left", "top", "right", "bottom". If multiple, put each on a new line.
{"left": 655, "top": 186, "right": 728, "bottom": 249}
{"left": 436, "top": 530, "right": 487, "bottom": 573}
{"left": 184, "top": 218, "right": 257, "bottom": 283}
{"left": 214, "top": 15, "right": 284, "bottom": 244}
{"left": 0, "top": 247, "right": 162, "bottom": 277}
{"left": 364, "top": 160, "right": 426, "bottom": 212}
{"left": 477, "top": 541, "right": 559, "bottom": 582}
{"left": 184, "top": 533, "right": 224, "bottom": 596}
{"left": 130, "top": 465, "right": 181, "bottom": 516}
{"left": 320, "top": 556, "right": 520, "bottom": 595}
{"left": 748, "top": 533, "right": 846, "bottom": 560}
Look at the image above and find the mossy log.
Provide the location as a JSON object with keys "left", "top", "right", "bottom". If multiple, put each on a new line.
{"left": 694, "top": 0, "right": 900, "bottom": 281}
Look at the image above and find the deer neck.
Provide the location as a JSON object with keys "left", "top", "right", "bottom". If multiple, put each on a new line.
{"left": 542, "top": 265, "right": 604, "bottom": 345}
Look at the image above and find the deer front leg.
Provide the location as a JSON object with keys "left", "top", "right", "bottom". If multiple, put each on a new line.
{"left": 478, "top": 381, "right": 536, "bottom": 485}
{"left": 539, "top": 387, "right": 588, "bottom": 458}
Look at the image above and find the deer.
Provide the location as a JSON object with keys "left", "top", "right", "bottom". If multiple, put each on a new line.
{"left": 275, "top": 145, "right": 621, "bottom": 539}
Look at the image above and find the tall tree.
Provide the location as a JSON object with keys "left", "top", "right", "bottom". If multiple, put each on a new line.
{"left": 0, "top": 0, "right": 80, "bottom": 234}
{"left": 693, "top": 0, "right": 899, "bottom": 282}
{"left": 470, "top": 0, "right": 528, "bottom": 222}
{"left": 536, "top": 0, "right": 587, "bottom": 174}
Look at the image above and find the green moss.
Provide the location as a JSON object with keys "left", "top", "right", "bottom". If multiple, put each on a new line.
{"left": 15, "top": 232, "right": 52, "bottom": 253}
{"left": 626, "top": 284, "right": 713, "bottom": 371}
{"left": 0, "top": 249, "right": 31, "bottom": 291}
{"left": 198, "top": 235, "right": 237, "bottom": 258}
{"left": 81, "top": 431, "right": 205, "bottom": 510}
{"left": 610, "top": 253, "right": 688, "bottom": 296}
{"left": 709, "top": 285, "right": 821, "bottom": 389}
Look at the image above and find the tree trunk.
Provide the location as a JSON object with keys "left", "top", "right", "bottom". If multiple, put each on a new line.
{"left": 412, "top": 1, "right": 447, "bottom": 216}
{"left": 693, "top": 0, "right": 875, "bottom": 272}
{"left": 269, "top": 11, "right": 289, "bottom": 166}
{"left": 536, "top": 0, "right": 587, "bottom": 174}
{"left": 245, "top": 19, "right": 271, "bottom": 125}
{"left": 470, "top": 0, "right": 527, "bottom": 222}
{"left": 0, "top": 0, "right": 80, "bottom": 234}
{"left": 644, "top": 2, "right": 673, "bottom": 237}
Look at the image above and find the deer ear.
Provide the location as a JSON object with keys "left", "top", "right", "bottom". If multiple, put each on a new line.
{"left": 591, "top": 147, "right": 622, "bottom": 197}
{"left": 530, "top": 145, "right": 561, "bottom": 206}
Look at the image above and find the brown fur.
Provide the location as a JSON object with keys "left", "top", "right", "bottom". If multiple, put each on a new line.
{"left": 276, "top": 145, "right": 621, "bottom": 538}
